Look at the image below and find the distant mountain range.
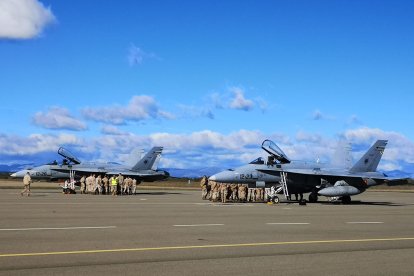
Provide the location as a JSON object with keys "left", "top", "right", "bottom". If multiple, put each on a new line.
{"left": 1, "top": 163, "right": 413, "bottom": 179}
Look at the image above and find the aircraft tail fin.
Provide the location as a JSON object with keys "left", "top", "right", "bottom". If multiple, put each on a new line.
{"left": 131, "top": 147, "right": 163, "bottom": 171}
{"left": 349, "top": 140, "right": 387, "bottom": 173}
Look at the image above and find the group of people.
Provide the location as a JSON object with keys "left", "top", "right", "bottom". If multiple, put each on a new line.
{"left": 79, "top": 173, "right": 139, "bottom": 196}
{"left": 200, "top": 176, "right": 266, "bottom": 203}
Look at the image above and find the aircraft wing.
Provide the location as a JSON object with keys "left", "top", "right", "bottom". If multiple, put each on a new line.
{"left": 106, "top": 170, "right": 169, "bottom": 181}
{"left": 50, "top": 166, "right": 109, "bottom": 175}
{"left": 257, "top": 168, "right": 406, "bottom": 182}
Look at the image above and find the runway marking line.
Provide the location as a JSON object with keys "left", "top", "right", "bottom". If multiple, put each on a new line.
{"left": 173, "top": 224, "right": 224, "bottom": 227}
{"left": 266, "top": 223, "right": 310, "bottom": 225}
{"left": 0, "top": 226, "right": 116, "bottom": 231}
{"left": 1, "top": 237, "right": 414, "bottom": 258}
{"left": 346, "top": 222, "right": 384, "bottom": 224}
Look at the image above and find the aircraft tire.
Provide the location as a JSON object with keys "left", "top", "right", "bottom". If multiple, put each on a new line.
{"left": 341, "top": 195, "right": 351, "bottom": 204}
{"left": 308, "top": 193, "right": 318, "bottom": 203}
{"left": 272, "top": 196, "right": 280, "bottom": 204}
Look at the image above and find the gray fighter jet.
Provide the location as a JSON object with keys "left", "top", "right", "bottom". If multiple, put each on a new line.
{"left": 209, "top": 139, "right": 401, "bottom": 204}
{"left": 11, "top": 147, "right": 169, "bottom": 182}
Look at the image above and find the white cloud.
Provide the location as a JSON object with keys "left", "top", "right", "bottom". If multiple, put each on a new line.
{"left": 342, "top": 127, "right": 414, "bottom": 163}
{"left": 32, "top": 107, "right": 87, "bottom": 131}
{"left": 0, "top": 0, "right": 56, "bottom": 39}
{"left": 82, "top": 95, "right": 175, "bottom": 125}
{"left": 1, "top": 127, "right": 413, "bottom": 174}
{"left": 0, "top": 133, "right": 82, "bottom": 156}
{"left": 178, "top": 104, "right": 215, "bottom": 119}
{"left": 229, "top": 87, "right": 254, "bottom": 111}
{"left": 296, "top": 131, "right": 323, "bottom": 144}
{"left": 128, "top": 44, "right": 158, "bottom": 66}
{"left": 101, "top": 125, "right": 128, "bottom": 136}
{"left": 378, "top": 162, "right": 402, "bottom": 172}
{"left": 209, "top": 92, "right": 225, "bottom": 109}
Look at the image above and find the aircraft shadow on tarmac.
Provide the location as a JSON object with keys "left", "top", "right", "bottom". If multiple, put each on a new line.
{"left": 318, "top": 200, "right": 410, "bottom": 207}
{"left": 135, "top": 192, "right": 183, "bottom": 196}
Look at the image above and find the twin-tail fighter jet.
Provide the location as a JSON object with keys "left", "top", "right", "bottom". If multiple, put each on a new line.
{"left": 209, "top": 139, "right": 403, "bottom": 204}
{"left": 11, "top": 147, "right": 169, "bottom": 182}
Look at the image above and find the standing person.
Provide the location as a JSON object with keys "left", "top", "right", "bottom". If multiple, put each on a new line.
{"left": 85, "top": 174, "right": 92, "bottom": 194}
{"left": 95, "top": 175, "right": 102, "bottom": 195}
{"left": 111, "top": 175, "right": 118, "bottom": 196}
{"left": 117, "top": 173, "right": 124, "bottom": 195}
{"left": 102, "top": 175, "right": 109, "bottom": 195}
{"left": 80, "top": 176, "right": 86, "bottom": 194}
{"left": 230, "top": 183, "right": 238, "bottom": 202}
{"left": 123, "top": 177, "right": 130, "bottom": 195}
{"left": 239, "top": 184, "right": 247, "bottom": 202}
{"left": 21, "top": 172, "right": 31, "bottom": 196}
{"left": 221, "top": 184, "right": 228, "bottom": 203}
{"left": 200, "top": 176, "right": 208, "bottom": 200}
{"left": 132, "top": 178, "right": 137, "bottom": 195}
{"left": 91, "top": 174, "right": 96, "bottom": 194}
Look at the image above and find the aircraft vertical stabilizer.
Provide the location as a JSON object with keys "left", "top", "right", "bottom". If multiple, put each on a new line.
{"left": 349, "top": 140, "right": 387, "bottom": 173}
{"left": 131, "top": 147, "right": 163, "bottom": 171}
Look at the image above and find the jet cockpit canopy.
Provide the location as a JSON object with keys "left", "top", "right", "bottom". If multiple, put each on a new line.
{"left": 261, "top": 140, "right": 290, "bottom": 164}
{"left": 58, "top": 147, "right": 81, "bottom": 165}
{"left": 249, "top": 157, "right": 265, "bottom": 165}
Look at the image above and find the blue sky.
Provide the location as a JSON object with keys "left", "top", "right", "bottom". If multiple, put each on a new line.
{"left": 0, "top": 0, "right": 413, "bottom": 173}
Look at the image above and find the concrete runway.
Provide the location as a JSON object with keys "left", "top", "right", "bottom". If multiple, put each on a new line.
{"left": 1, "top": 188, "right": 414, "bottom": 275}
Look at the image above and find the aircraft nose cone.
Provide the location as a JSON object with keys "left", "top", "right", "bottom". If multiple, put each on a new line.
{"left": 10, "top": 173, "right": 17, "bottom": 178}
{"left": 209, "top": 175, "right": 216, "bottom": 181}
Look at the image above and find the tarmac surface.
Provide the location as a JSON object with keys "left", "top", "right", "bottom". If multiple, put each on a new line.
{"left": 1, "top": 187, "right": 414, "bottom": 275}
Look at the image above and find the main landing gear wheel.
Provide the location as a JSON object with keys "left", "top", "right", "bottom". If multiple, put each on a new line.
{"left": 299, "top": 199, "right": 307, "bottom": 206}
{"left": 308, "top": 192, "right": 318, "bottom": 203}
{"left": 272, "top": 196, "right": 280, "bottom": 204}
{"left": 341, "top": 195, "right": 351, "bottom": 204}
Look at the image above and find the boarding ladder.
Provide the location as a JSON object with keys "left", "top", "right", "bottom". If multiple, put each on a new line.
{"left": 69, "top": 170, "right": 76, "bottom": 183}
{"left": 280, "top": 171, "right": 289, "bottom": 199}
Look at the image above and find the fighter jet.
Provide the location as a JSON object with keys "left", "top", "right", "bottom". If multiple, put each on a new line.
{"left": 209, "top": 139, "right": 402, "bottom": 204}
{"left": 49, "top": 146, "right": 169, "bottom": 182}
{"left": 11, "top": 147, "right": 169, "bottom": 182}
{"left": 10, "top": 147, "right": 85, "bottom": 180}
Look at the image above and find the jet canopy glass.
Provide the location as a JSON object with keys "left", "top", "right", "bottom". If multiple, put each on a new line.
{"left": 249, "top": 157, "right": 265, "bottom": 164}
{"left": 58, "top": 147, "right": 81, "bottom": 165}
{"left": 261, "top": 140, "right": 290, "bottom": 164}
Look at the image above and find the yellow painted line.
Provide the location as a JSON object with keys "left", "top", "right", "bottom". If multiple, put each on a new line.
{"left": 1, "top": 237, "right": 414, "bottom": 258}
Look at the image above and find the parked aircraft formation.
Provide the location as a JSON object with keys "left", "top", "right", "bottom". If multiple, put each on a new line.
{"left": 11, "top": 139, "right": 407, "bottom": 204}
{"left": 209, "top": 139, "right": 407, "bottom": 204}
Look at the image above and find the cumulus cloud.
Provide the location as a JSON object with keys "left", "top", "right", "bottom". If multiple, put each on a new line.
{"left": 342, "top": 127, "right": 414, "bottom": 163}
{"left": 229, "top": 87, "right": 254, "bottom": 111}
{"left": 32, "top": 107, "right": 87, "bottom": 131}
{"left": 0, "top": 133, "right": 81, "bottom": 156}
{"left": 205, "top": 87, "right": 266, "bottom": 114}
{"left": 0, "top": 0, "right": 56, "bottom": 39}
{"left": 128, "top": 44, "right": 158, "bottom": 66}
{"left": 82, "top": 95, "right": 175, "bottom": 125}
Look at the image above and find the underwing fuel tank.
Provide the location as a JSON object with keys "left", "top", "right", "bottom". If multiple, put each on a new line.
{"left": 318, "top": 186, "right": 362, "bottom": 197}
